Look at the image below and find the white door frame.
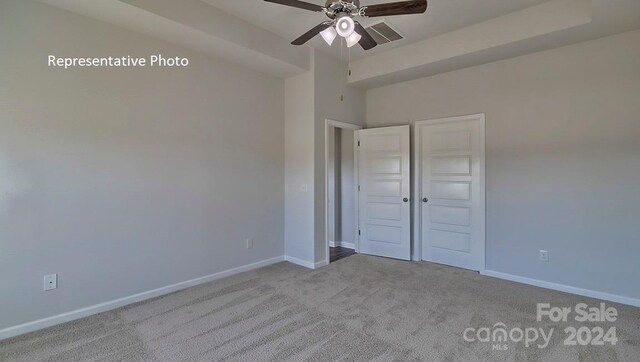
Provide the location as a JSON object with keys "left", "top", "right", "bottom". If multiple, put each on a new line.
{"left": 325, "top": 119, "right": 363, "bottom": 266}
{"left": 413, "top": 113, "right": 486, "bottom": 271}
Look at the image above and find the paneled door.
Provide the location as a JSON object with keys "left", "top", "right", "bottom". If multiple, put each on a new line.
{"left": 417, "top": 114, "right": 485, "bottom": 271}
{"left": 356, "top": 126, "right": 411, "bottom": 260}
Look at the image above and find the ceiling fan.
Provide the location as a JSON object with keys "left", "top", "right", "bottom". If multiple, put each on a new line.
{"left": 264, "top": 0, "right": 428, "bottom": 50}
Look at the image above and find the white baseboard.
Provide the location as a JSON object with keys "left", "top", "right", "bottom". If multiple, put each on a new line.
{"left": 328, "top": 240, "right": 355, "bottom": 249}
{"left": 284, "top": 255, "right": 325, "bottom": 269}
{"left": 483, "top": 270, "right": 640, "bottom": 307}
{"left": 0, "top": 256, "right": 285, "bottom": 341}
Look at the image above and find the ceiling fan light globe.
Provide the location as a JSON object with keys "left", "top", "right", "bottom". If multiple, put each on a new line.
{"left": 320, "top": 26, "right": 337, "bottom": 46}
{"left": 335, "top": 16, "right": 355, "bottom": 37}
{"left": 346, "top": 32, "right": 361, "bottom": 48}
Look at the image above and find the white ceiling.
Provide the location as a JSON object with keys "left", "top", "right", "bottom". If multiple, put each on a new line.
{"left": 348, "top": 0, "right": 640, "bottom": 87}
{"left": 41, "top": 0, "right": 640, "bottom": 87}
{"left": 201, "top": 0, "right": 551, "bottom": 60}
{"left": 39, "top": 0, "right": 310, "bottom": 77}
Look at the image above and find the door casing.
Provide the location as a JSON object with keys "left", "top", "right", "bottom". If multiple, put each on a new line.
{"left": 324, "top": 119, "right": 362, "bottom": 266}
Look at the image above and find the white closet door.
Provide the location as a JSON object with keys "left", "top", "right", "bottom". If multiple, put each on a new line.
{"left": 418, "top": 115, "right": 485, "bottom": 271}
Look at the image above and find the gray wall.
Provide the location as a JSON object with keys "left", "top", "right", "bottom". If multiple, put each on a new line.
{"left": 313, "top": 51, "right": 366, "bottom": 263}
{"left": 0, "top": 0, "right": 284, "bottom": 329}
{"left": 284, "top": 49, "right": 365, "bottom": 266}
{"left": 340, "top": 129, "right": 356, "bottom": 245}
{"left": 284, "top": 69, "right": 315, "bottom": 263}
{"left": 327, "top": 126, "right": 337, "bottom": 242}
{"left": 367, "top": 30, "right": 640, "bottom": 300}
{"left": 333, "top": 128, "right": 342, "bottom": 243}
{"left": 326, "top": 127, "right": 355, "bottom": 246}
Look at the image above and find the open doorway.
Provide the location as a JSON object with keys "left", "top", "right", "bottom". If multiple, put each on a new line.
{"left": 325, "top": 120, "right": 361, "bottom": 264}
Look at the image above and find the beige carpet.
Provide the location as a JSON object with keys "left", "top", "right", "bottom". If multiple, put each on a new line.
{"left": 1, "top": 254, "right": 639, "bottom": 361}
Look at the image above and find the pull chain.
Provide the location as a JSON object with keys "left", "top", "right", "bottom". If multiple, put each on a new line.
{"left": 337, "top": 37, "right": 343, "bottom": 102}
{"left": 348, "top": 43, "right": 351, "bottom": 77}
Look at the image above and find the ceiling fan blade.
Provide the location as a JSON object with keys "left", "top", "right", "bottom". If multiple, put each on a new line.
{"left": 264, "top": 0, "right": 324, "bottom": 12}
{"left": 292, "top": 23, "right": 332, "bottom": 45}
{"left": 354, "top": 22, "right": 377, "bottom": 50}
{"left": 361, "top": 0, "right": 427, "bottom": 17}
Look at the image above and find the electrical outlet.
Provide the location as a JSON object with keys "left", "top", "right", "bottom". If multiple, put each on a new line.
{"left": 246, "top": 238, "right": 253, "bottom": 249}
{"left": 44, "top": 274, "right": 57, "bottom": 291}
{"left": 539, "top": 250, "right": 549, "bottom": 262}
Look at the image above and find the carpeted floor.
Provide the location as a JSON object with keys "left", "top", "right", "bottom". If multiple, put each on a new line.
{"left": 1, "top": 254, "right": 639, "bottom": 361}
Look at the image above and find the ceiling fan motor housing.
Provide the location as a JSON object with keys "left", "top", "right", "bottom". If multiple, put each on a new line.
{"left": 325, "top": 0, "right": 359, "bottom": 5}
{"left": 324, "top": 1, "right": 360, "bottom": 19}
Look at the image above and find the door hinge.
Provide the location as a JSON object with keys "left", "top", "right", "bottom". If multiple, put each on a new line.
{"left": 358, "top": 185, "right": 361, "bottom": 191}
{"left": 358, "top": 230, "right": 361, "bottom": 236}
{"left": 357, "top": 141, "right": 360, "bottom": 147}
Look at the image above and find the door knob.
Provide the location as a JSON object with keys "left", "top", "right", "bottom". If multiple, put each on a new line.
{"left": 403, "top": 197, "right": 409, "bottom": 202}
{"left": 422, "top": 197, "right": 428, "bottom": 203}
